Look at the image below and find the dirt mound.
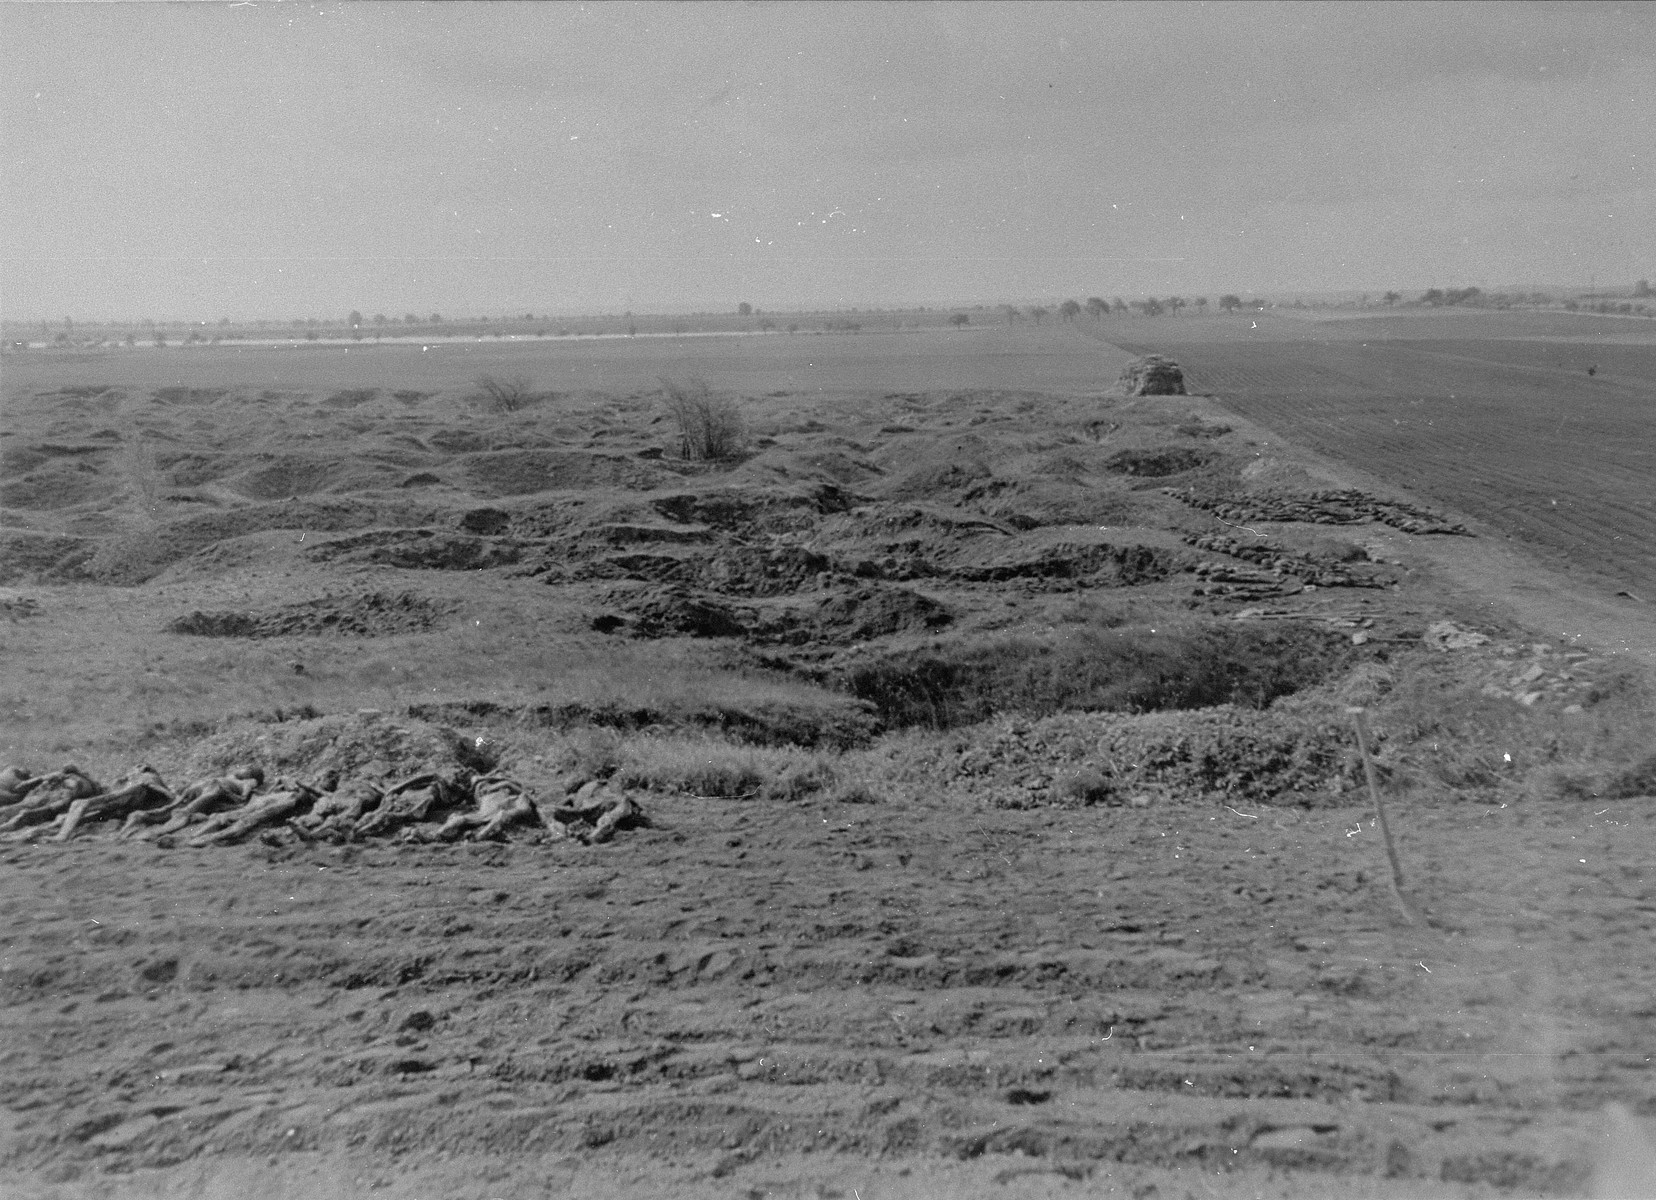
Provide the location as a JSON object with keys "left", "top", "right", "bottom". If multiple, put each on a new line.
{"left": 410, "top": 692, "right": 882, "bottom": 750}
{"left": 321, "top": 389, "right": 379, "bottom": 409}
{"left": 0, "top": 531, "right": 96, "bottom": 584}
{"left": 2, "top": 441, "right": 113, "bottom": 475}
{"left": 758, "top": 447, "right": 884, "bottom": 485}
{"left": 228, "top": 455, "right": 388, "bottom": 501}
{"left": 0, "top": 460, "right": 118, "bottom": 510}
{"left": 582, "top": 544, "right": 831, "bottom": 597}
{"left": 700, "top": 545, "right": 832, "bottom": 596}
{"left": 585, "top": 521, "right": 712, "bottom": 547}
{"left": 458, "top": 507, "right": 512, "bottom": 535}
{"left": 953, "top": 541, "right": 1175, "bottom": 588}
{"left": 1108, "top": 447, "right": 1210, "bottom": 477}
{"left": 463, "top": 450, "right": 668, "bottom": 496}
{"left": 307, "top": 529, "right": 523, "bottom": 570}
{"left": 151, "top": 387, "right": 230, "bottom": 405}
{"left": 592, "top": 581, "right": 951, "bottom": 646}
{"left": 761, "top": 584, "right": 954, "bottom": 646}
{"left": 157, "top": 451, "right": 234, "bottom": 486}
{"left": 181, "top": 712, "right": 492, "bottom": 783}
{"left": 839, "top": 620, "right": 1351, "bottom": 729}
{"left": 428, "top": 428, "right": 490, "bottom": 453}
{"left": 649, "top": 484, "right": 856, "bottom": 533}
{"left": 594, "top": 585, "right": 751, "bottom": 638}
{"left": 167, "top": 591, "right": 452, "bottom": 638}
{"left": 1118, "top": 354, "right": 1187, "bottom": 395}
{"left": 73, "top": 499, "right": 407, "bottom": 585}
{"left": 959, "top": 477, "right": 1147, "bottom": 528}
{"left": 897, "top": 706, "right": 1351, "bottom": 808}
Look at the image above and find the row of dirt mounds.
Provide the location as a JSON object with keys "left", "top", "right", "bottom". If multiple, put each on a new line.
{"left": 406, "top": 693, "right": 882, "bottom": 750}
{"left": 0, "top": 530, "right": 97, "bottom": 585}
{"left": 1168, "top": 487, "right": 1472, "bottom": 535}
{"left": 462, "top": 448, "right": 672, "bottom": 496}
{"left": 306, "top": 527, "right": 525, "bottom": 570}
{"left": 167, "top": 591, "right": 454, "bottom": 638}
{"left": 590, "top": 581, "right": 956, "bottom": 647}
{"left": 578, "top": 543, "right": 832, "bottom": 596}
{"left": 950, "top": 540, "right": 1173, "bottom": 587}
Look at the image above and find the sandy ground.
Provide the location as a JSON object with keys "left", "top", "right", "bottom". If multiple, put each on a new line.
{"left": 4, "top": 782, "right": 1653, "bottom": 1200}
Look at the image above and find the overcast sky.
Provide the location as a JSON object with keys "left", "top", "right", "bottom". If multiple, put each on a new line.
{"left": 3, "top": 1, "right": 1652, "bottom": 321}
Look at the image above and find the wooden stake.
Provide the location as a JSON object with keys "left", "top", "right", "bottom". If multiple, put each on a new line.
{"left": 1349, "top": 708, "right": 1417, "bottom": 925}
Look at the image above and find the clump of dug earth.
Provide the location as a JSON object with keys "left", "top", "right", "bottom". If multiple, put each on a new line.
{"left": 167, "top": 592, "right": 454, "bottom": 638}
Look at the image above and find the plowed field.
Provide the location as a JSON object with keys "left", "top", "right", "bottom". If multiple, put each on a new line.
{"left": 1113, "top": 331, "right": 1656, "bottom": 595}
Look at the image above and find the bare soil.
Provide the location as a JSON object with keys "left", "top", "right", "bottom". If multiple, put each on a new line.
{"left": 2, "top": 324, "right": 1653, "bottom": 1198}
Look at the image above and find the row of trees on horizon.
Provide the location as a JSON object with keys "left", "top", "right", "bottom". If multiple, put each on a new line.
{"left": 8, "top": 285, "right": 1653, "bottom": 345}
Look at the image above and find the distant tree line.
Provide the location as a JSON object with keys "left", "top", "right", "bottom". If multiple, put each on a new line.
{"left": 999, "top": 293, "right": 1258, "bottom": 322}
{"left": 1419, "top": 287, "right": 1483, "bottom": 307}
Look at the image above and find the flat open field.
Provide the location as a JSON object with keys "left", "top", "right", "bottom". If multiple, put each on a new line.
{"left": 2, "top": 324, "right": 1654, "bottom": 1198}
{"left": 0, "top": 324, "right": 1127, "bottom": 401}
{"left": 1110, "top": 314, "right": 1656, "bottom": 597}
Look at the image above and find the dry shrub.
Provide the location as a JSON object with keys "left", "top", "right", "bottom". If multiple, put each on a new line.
{"left": 475, "top": 374, "right": 538, "bottom": 413}
{"left": 660, "top": 377, "right": 746, "bottom": 461}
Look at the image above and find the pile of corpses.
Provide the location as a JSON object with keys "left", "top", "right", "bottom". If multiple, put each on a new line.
{"left": 1166, "top": 488, "right": 1470, "bottom": 536}
{"left": 0, "top": 763, "right": 644, "bottom": 848}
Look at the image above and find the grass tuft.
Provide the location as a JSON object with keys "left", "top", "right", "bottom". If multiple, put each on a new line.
{"left": 474, "top": 373, "right": 539, "bottom": 412}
